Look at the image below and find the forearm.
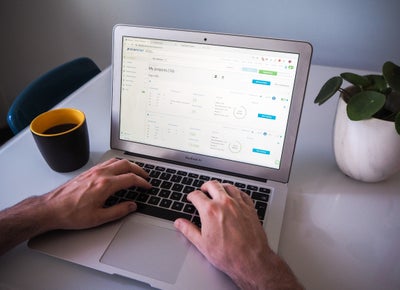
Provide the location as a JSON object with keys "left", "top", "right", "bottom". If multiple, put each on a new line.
{"left": 0, "top": 195, "right": 53, "bottom": 255}
{"left": 232, "top": 249, "right": 303, "bottom": 290}
{"left": 260, "top": 252, "right": 303, "bottom": 290}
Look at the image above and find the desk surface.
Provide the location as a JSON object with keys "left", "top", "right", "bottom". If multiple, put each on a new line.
{"left": 1, "top": 65, "right": 399, "bottom": 290}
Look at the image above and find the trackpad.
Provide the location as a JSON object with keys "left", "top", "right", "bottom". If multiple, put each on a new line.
{"left": 100, "top": 217, "right": 190, "bottom": 283}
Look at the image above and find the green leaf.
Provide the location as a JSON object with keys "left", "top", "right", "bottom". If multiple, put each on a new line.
{"left": 383, "top": 61, "right": 400, "bottom": 92}
{"left": 364, "top": 74, "right": 387, "bottom": 92}
{"left": 314, "top": 76, "right": 342, "bottom": 105}
{"left": 346, "top": 91, "right": 386, "bottom": 120}
{"left": 395, "top": 112, "right": 400, "bottom": 135}
{"left": 340, "top": 72, "right": 370, "bottom": 88}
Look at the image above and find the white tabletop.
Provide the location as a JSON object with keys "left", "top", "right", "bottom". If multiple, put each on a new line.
{"left": 0, "top": 65, "right": 399, "bottom": 290}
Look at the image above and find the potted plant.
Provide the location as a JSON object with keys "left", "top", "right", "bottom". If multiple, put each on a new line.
{"left": 314, "top": 61, "right": 400, "bottom": 182}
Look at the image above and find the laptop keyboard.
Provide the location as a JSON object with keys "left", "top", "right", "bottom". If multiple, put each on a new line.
{"left": 104, "top": 160, "right": 271, "bottom": 227}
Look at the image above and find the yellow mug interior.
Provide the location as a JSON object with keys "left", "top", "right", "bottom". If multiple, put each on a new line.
{"left": 30, "top": 108, "right": 85, "bottom": 137}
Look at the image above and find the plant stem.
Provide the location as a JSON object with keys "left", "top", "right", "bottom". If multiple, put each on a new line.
{"left": 339, "top": 88, "right": 352, "bottom": 102}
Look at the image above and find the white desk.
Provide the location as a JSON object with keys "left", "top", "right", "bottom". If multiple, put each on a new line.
{"left": 1, "top": 65, "right": 399, "bottom": 290}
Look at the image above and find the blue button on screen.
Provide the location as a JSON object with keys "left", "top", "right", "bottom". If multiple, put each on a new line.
{"left": 258, "top": 113, "right": 276, "bottom": 120}
{"left": 252, "top": 79, "right": 271, "bottom": 86}
{"left": 252, "top": 148, "right": 270, "bottom": 155}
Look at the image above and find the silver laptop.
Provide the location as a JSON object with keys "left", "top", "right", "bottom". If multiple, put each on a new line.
{"left": 30, "top": 25, "right": 312, "bottom": 289}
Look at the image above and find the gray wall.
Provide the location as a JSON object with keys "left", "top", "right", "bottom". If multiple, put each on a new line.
{"left": 1, "top": 0, "right": 399, "bottom": 127}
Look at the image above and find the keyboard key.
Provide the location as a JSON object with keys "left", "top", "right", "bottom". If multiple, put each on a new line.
{"left": 177, "top": 170, "right": 188, "bottom": 176}
{"left": 158, "top": 189, "right": 171, "bottom": 198}
{"left": 260, "top": 187, "right": 271, "bottom": 194}
{"left": 148, "top": 196, "right": 161, "bottom": 205}
{"left": 151, "top": 179, "right": 162, "bottom": 187}
{"left": 149, "top": 171, "right": 161, "bottom": 178}
{"left": 160, "top": 199, "right": 172, "bottom": 208}
{"left": 234, "top": 182, "right": 246, "bottom": 188}
{"left": 183, "top": 186, "right": 195, "bottom": 194}
{"left": 193, "top": 180, "right": 204, "bottom": 188}
{"left": 200, "top": 175, "right": 210, "bottom": 181}
{"left": 171, "top": 192, "right": 182, "bottom": 200}
{"left": 148, "top": 187, "right": 160, "bottom": 195}
{"left": 222, "top": 180, "right": 234, "bottom": 184}
{"left": 137, "top": 193, "right": 149, "bottom": 203}
{"left": 171, "top": 175, "right": 182, "bottom": 183}
{"left": 247, "top": 185, "right": 258, "bottom": 191}
{"left": 182, "top": 177, "right": 193, "bottom": 185}
{"left": 255, "top": 201, "right": 267, "bottom": 220}
{"left": 252, "top": 192, "right": 269, "bottom": 202}
{"left": 166, "top": 168, "right": 177, "bottom": 174}
{"left": 160, "top": 181, "right": 173, "bottom": 189}
{"left": 171, "top": 201, "right": 184, "bottom": 211}
{"left": 171, "top": 183, "right": 184, "bottom": 191}
{"left": 183, "top": 203, "right": 196, "bottom": 214}
{"left": 160, "top": 173, "right": 172, "bottom": 180}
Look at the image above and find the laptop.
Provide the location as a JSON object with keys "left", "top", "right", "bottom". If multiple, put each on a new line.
{"left": 29, "top": 25, "right": 312, "bottom": 289}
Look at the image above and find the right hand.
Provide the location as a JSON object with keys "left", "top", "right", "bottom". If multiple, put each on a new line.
{"left": 174, "top": 180, "right": 303, "bottom": 290}
{"left": 174, "top": 180, "right": 270, "bottom": 288}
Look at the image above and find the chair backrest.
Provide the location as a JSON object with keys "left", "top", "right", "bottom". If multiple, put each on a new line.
{"left": 6, "top": 57, "right": 101, "bottom": 134}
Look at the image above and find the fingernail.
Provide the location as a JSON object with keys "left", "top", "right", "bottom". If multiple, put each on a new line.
{"left": 128, "top": 202, "right": 137, "bottom": 211}
{"left": 173, "top": 219, "right": 181, "bottom": 228}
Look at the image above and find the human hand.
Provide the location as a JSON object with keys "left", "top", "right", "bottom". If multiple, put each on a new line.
{"left": 42, "top": 158, "right": 151, "bottom": 231}
{"left": 174, "top": 180, "right": 302, "bottom": 290}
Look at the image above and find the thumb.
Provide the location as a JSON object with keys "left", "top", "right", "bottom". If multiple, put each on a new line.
{"left": 174, "top": 218, "right": 202, "bottom": 249}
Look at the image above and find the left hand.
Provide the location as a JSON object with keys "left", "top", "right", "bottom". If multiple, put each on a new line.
{"left": 42, "top": 158, "right": 151, "bottom": 230}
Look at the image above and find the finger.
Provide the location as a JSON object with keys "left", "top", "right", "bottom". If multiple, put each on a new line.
{"left": 174, "top": 218, "right": 203, "bottom": 251}
{"left": 91, "top": 158, "right": 120, "bottom": 172}
{"left": 186, "top": 190, "right": 215, "bottom": 218}
{"left": 187, "top": 190, "right": 211, "bottom": 207}
{"left": 200, "top": 180, "right": 228, "bottom": 200}
{"left": 107, "top": 173, "right": 152, "bottom": 195}
{"left": 97, "top": 201, "right": 137, "bottom": 225}
{"left": 100, "top": 158, "right": 120, "bottom": 167}
{"left": 101, "top": 158, "right": 148, "bottom": 178}
{"left": 222, "top": 183, "right": 242, "bottom": 199}
{"left": 240, "top": 190, "right": 255, "bottom": 207}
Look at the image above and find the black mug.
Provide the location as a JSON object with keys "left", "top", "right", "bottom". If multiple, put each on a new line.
{"left": 30, "top": 108, "right": 90, "bottom": 172}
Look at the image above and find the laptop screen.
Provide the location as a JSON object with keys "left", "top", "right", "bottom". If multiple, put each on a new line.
{"left": 119, "top": 36, "right": 299, "bottom": 170}
{"left": 112, "top": 26, "right": 312, "bottom": 182}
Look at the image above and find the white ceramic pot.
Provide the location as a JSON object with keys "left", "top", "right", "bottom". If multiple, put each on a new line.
{"left": 333, "top": 95, "right": 400, "bottom": 182}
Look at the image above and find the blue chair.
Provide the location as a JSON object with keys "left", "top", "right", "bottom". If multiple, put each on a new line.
{"left": 6, "top": 57, "right": 101, "bottom": 135}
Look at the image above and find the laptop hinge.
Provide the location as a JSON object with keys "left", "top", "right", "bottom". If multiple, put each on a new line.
{"left": 123, "top": 151, "right": 268, "bottom": 183}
